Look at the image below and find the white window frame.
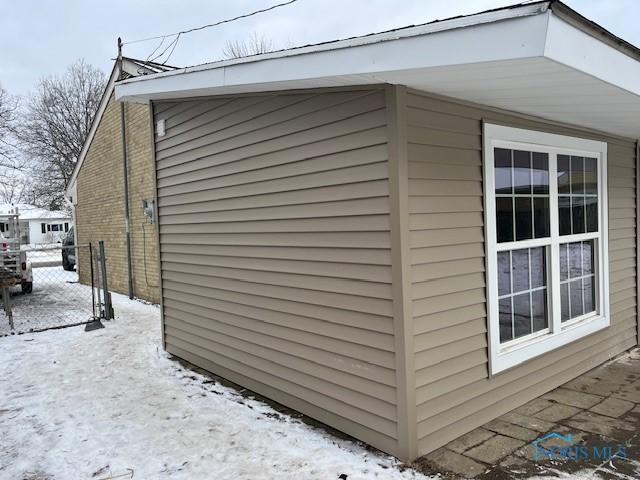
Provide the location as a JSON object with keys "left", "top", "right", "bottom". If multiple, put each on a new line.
{"left": 483, "top": 123, "right": 609, "bottom": 375}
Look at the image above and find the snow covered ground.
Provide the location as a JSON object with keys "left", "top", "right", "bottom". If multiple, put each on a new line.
{"left": 6, "top": 244, "right": 65, "bottom": 267}
{"left": 0, "top": 293, "right": 429, "bottom": 480}
{"left": 26, "top": 248, "right": 63, "bottom": 268}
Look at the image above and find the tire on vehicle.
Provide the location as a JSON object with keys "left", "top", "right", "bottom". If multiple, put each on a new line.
{"left": 62, "top": 253, "right": 74, "bottom": 271}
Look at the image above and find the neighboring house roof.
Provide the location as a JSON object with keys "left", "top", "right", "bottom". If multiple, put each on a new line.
{"left": 121, "top": 57, "right": 178, "bottom": 77}
{"left": 115, "top": 0, "right": 640, "bottom": 140}
{"left": 0, "top": 204, "right": 72, "bottom": 221}
{"left": 64, "top": 57, "right": 179, "bottom": 201}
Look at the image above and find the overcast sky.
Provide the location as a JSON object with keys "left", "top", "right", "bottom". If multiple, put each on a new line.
{"left": 1, "top": 0, "right": 638, "bottom": 96}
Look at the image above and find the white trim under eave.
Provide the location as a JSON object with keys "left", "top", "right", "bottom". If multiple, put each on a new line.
{"left": 544, "top": 13, "right": 640, "bottom": 97}
{"left": 116, "top": 1, "right": 551, "bottom": 91}
{"left": 115, "top": 6, "right": 551, "bottom": 102}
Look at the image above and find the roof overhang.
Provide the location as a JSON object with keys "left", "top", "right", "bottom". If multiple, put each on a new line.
{"left": 115, "top": 1, "right": 640, "bottom": 140}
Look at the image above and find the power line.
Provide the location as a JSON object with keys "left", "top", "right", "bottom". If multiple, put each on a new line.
{"left": 124, "top": 0, "right": 299, "bottom": 54}
{"left": 159, "top": 36, "right": 181, "bottom": 65}
{"left": 148, "top": 34, "right": 180, "bottom": 64}
{"left": 139, "top": 0, "right": 300, "bottom": 65}
{"left": 144, "top": 36, "right": 167, "bottom": 62}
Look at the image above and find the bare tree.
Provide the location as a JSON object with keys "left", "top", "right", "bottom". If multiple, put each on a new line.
{"left": 223, "top": 33, "right": 275, "bottom": 59}
{"left": 0, "top": 84, "right": 29, "bottom": 205}
{"left": 0, "top": 84, "right": 18, "bottom": 164}
{"left": 0, "top": 171, "right": 30, "bottom": 204}
{"left": 16, "top": 59, "right": 106, "bottom": 210}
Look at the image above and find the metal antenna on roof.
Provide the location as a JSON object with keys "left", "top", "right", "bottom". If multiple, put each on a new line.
{"left": 117, "top": 37, "right": 124, "bottom": 80}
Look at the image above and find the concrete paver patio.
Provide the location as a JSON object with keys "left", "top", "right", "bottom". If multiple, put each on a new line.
{"left": 411, "top": 348, "right": 640, "bottom": 479}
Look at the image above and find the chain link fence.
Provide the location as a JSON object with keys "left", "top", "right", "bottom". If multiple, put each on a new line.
{"left": 0, "top": 242, "right": 113, "bottom": 336}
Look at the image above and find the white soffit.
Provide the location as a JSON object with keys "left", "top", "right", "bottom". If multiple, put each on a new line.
{"left": 115, "top": 5, "right": 640, "bottom": 139}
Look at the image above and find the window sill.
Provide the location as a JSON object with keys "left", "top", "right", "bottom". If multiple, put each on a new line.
{"left": 491, "top": 314, "right": 609, "bottom": 375}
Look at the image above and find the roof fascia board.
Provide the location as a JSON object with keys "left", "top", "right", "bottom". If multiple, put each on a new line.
{"left": 549, "top": 2, "right": 640, "bottom": 62}
{"left": 116, "top": 11, "right": 550, "bottom": 102}
{"left": 117, "top": 1, "right": 549, "bottom": 89}
{"left": 225, "top": 15, "right": 548, "bottom": 83}
{"left": 544, "top": 12, "right": 640, "bottom": 96}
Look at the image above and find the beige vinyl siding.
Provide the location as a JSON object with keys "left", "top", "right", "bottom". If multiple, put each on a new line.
{"left": 152, "top": 88, "right": 401, "bottom": 454}
{"left": 406, "top": 88, "right": 638, "bottom": 455}
{"left": 149, "top": 84, "right": 636, "bottom": 461}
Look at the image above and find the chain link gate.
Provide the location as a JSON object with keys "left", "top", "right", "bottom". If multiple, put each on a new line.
{"left": 0, "top": 241, "right": 113, "bottom": 336}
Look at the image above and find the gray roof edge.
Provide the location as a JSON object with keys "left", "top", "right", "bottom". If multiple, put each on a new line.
{"left": 116, "top": 1, "right": 553, "bottom": 88}
{"left": 115, "top": 1, "right": 640, "bottom": 91}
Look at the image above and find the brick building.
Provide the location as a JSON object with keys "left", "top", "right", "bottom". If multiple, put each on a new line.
{"left": 66, "top": 58, "right": 176, "bottom": 303}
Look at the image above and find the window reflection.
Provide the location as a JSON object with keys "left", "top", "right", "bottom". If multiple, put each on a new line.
{"left": 559, "top": 240, "right": 596, "bottom": 322}
{"left": 497, "top": 247, "right": 548, "bottom": 342}
{"left": 558, "top": 155, "right": 598, "bottom": 236}
{"left": 494, "top": 148, "right": 550, "bottom": 243}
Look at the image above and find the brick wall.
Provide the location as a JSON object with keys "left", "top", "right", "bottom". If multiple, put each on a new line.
{"left": 75, "top": 94, "right": 160, "bottom": 303}
{"left": 125, "top": 99, "right": 161, "bottom": 303}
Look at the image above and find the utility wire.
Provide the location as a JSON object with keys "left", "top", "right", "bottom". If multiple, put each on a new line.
{"left": 125, "top": 0, "right": 300, "bottom": 64}
{"left": 148, "top": 35, "right": 179, "bottom": 64}
{"left": 161, "top": 0, "right": 298, "bottom": 41}
{"left": 144, "top": 36, "right": 167, "bottom": 63}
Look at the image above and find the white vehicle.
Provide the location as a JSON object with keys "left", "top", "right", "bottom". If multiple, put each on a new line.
{"left": 0, "top": 209, "right": 33, "bottom": 294}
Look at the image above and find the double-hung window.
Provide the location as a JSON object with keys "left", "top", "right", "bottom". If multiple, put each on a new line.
{"left": 484, "top": 124, "right": 609, "bottom": 374}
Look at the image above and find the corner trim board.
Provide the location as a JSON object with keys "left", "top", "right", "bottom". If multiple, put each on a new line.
{"left": 149, "top": 100, "right": 166, "bottom": 350}
{"left": 386, "top": 84, "right": 417, "bottom": 460}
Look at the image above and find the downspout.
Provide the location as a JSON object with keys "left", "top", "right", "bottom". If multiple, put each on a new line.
{"left": 118, "top": 38, "right": 134, "bottom": 299}
{"left": 63, "top": 183, "right": 78, "bottom": 279}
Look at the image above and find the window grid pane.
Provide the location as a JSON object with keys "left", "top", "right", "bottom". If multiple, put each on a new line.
{"left": 493, "top": 147, "right": 600, "bottom": 346}
{"left": 558, "top": 155, "right": 598, "bottom": 236}
{"left": 559, "top": 240, "right": 596, "bottom": 323}
{"left": 494, "top": 148, "right": 550, "bottom": 244}
{"left": 497, "top": 247, "right": 548, "bottom": 342}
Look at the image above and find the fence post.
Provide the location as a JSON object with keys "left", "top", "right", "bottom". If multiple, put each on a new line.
{"left": 2, "top": 287, "right": 13, "bottom": 331}
{"left": 94, "top": 244, "right": 102, "bottom": 316}
{"left": 89, "top": 242, "right": 96, "bottom": 317}
{"left": 85, "top": 242, "right": 104, "bottom": 331}
{"left": 99, "top": 241, "right": 113, "bottom": 320}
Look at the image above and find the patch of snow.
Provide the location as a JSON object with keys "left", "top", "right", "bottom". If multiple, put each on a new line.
{"left": 26, "top": 248, "right": 63, "bottom": 267}
{"left": 0, "top": 293, "right": 430, "bottom": 480}
{"left": 0, "top": 203, "right": 71, "bottom": 221}
{"left": 608, "top": 348, "right": 640, "bottom": 366}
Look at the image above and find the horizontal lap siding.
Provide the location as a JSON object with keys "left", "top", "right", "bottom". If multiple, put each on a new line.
{"left": 406, "top": 89, "right": 637, "bottom": 456}
{"left": 153, "top": 89, "right": 400, "bottom": 454}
